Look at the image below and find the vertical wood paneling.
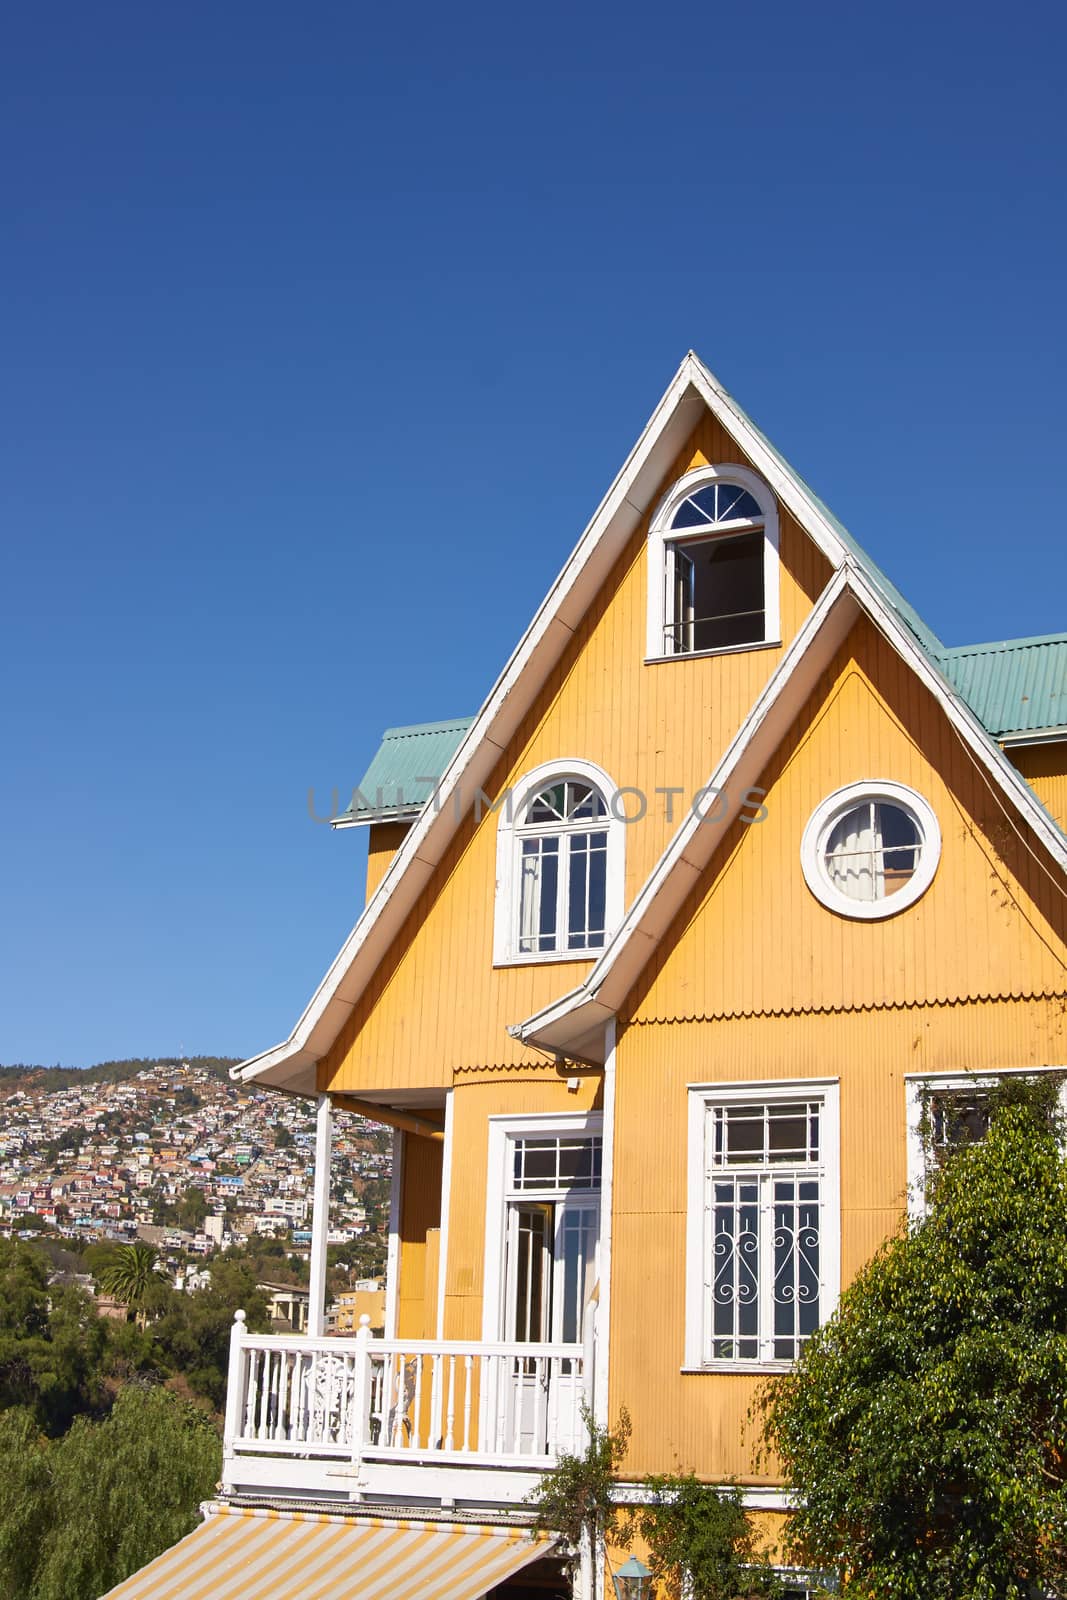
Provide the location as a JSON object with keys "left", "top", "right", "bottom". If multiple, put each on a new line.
{"left": 396, "top": 1133, "right": 443, "bottom": 1339}
{"left": 440, "top": 1074, "right": 602, "bottom": 1343}
{"left": 365, "top": 822, "right": 413, "bottom": 904}
{"left": 1010, "top": 743, "right": 1067, "bottom": 831}
{"left": 630, "top": 618, "right": 1067, "bottom": 1024}
{"left": 323, "top": 418, "right": 832, "bottom": 1096}
{"left": 609, "top": 997, "right": 1067, "bottom": 1481}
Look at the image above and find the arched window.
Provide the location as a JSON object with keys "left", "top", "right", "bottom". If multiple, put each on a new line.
{"left": 646, "top": 464, "right": 780, "bottom": 659}
{"left": 493, "top": 760, "right": 625, "bottom": 965}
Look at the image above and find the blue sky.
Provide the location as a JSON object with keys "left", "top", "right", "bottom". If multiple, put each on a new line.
{"left": 3, "top": 0, "right": 1065, "bottom": 1067}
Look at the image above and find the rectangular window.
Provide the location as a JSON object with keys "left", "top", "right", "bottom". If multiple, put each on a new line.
{"left": 666, "top": 531, "right": 765, "bottom": 654}
{"left": 904, "top": 1069, "right": 1067, "bottom": 1217}
{"left": 687, "top": 1083, "right": 839, "bottom": 1370}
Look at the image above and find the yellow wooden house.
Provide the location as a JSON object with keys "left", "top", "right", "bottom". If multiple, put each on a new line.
{"left": 108, "top": 353, "right": 1067, "bottom": 1600}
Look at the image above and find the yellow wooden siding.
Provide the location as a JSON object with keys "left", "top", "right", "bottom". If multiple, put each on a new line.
{"left": 1009, "top": 742, "right": 1067, "bottom": 832}
{"left": 609, "top": 996, "right": 1067, "bottom": 1481}
{"left": 631, "top": 618, "right": 1067, "bottom": 1024}
{"left": 439, "top": 1073, "right": 602, "bottom": 1342}
{"left": 396, "top": 1132, "right": 443, "bottom": 1340}
{"left": 321, "top": 413, "right": 831, "bottom": 1097}
{"left": 365, "top": 822, "right": 413, "bottom": 904}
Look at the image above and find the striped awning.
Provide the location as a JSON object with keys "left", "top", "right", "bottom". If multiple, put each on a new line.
{"left": 99, "top": 1504, "right": 557, "bottom": 1600}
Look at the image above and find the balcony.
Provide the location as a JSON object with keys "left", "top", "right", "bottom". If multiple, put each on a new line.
{"left": 222, "top": 1312, "right": 591, "bottom": 1507}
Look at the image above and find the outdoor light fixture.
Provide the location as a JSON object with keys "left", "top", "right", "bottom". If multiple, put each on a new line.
{"left": 611, "top": 1554, "right": 652, "bottom": 1600}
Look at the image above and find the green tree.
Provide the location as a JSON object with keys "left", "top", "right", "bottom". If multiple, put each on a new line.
{"left": 152, "top": 1259, "right": 268, "bottom": 1408}
{"left": 177, "top": 1186, "right": 208, "bottom": 1232}
{"left": 96, "top": 1243, "right": 162, "bottom": 1330}
{"left": 759, "top": 1086, "right": 1067, "bottom": 1600}
{"left": 0, "top": 1241, "right": 107, "bottom": 1434}
{"left": 0, "top": 1386, "right": 221, "bottom": 1600}
{"left": 527, "top": 1408, "right": 631, "bottom": 1586}
{"left": 623, "top": 1476, "right": 779, "bottom": 1600}
{"left": 0, "top": 1409, "right": 54, "bottom": 1599}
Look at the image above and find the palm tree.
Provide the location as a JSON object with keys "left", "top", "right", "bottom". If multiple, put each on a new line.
{"left": 97, "top": 1243, "right": 161, "bottom": 1330}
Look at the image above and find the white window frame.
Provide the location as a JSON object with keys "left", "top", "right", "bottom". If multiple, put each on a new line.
{"left": 646, "top": 464, "right": 781, "bottom": 662}
{"left": 481, "top": 1110, "right": 603, "bottom": 1345}
{"left": 684, "top": 1079, "right": 840, "bottom": 1372}
{"left": 493, "top": 758, "right": 625, "bottom": 966}
{"left": 800, "top": 780, "right": 941, "bottom": 921}
{"left": 904, "top": 1065, "right": 1067, "bottom": 1220}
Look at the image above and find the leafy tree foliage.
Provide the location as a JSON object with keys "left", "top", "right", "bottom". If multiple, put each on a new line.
{"left": 151, "top": 1259, "right": 268, "bottom": 1408}
{"left": 0, "top": 1387, "right": 220, "bottom": 1600}
{"left": 96, "top": 1243, "right": 163, "bottom": 1329}
{"left": 623, "top": 1476, "right": 780, "bottom": 1600}
{"left": 759, "top": 1087, "right": 1067, "bottom": 1600}
{"left": 0, "top": 1241, "right": 109, "bottom": 1434}
{"left": 527, "top": 1407, "right": 631, "bottom": 1576}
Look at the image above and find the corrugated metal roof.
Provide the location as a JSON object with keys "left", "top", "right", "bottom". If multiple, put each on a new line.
{"left": 334, "top": 717, "right": 475, "bottom": 823}
{"left": 938, "top": 634, "right": 1067, "bottom": 739}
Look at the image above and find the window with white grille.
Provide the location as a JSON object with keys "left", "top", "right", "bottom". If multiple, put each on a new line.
{"left": 493, "top": 760, "right": 625, "bottom": 966}
{"left": 647, "top": 464, "right": 780, "bottom": 660}
{"left": 686, "top": 1082, "right": 839, "bottom": 1370}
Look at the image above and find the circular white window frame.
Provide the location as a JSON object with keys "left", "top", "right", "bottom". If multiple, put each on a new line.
{"left": 800, "top": 781, "right": 941, "bottom": 921}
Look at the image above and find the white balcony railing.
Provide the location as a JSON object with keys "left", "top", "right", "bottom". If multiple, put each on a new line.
{"left": 221, "top": 1311, "right": 590, "bottom": 1497}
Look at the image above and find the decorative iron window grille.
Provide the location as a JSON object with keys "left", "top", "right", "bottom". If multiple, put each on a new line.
{"left": 706, "top": 1100, "right": 824, "bottom": 1364}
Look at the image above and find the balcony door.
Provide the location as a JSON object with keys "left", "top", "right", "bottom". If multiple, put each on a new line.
{"left": 505, "top": 1197, "right": 599, "bottom": 1348}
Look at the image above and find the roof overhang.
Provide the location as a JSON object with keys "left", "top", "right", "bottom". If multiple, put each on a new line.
{"left": 512, "top": 565, "right": 1067, "bottom": 1060}
{"left": 233, "top": 352, "right": 857, "bottom": 1094}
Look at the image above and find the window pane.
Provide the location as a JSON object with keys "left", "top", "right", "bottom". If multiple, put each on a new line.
{"left": 671, "top": 490, "right": 714, "bottom": 528}
{"left": 824, "top": 804, "right": 877, "bottom": 901}
{"left": 512, "top": 1205, "right": 550, "bottom": 1342}
{"left": 567, "top": 830, "right": 607, "bottom": 950}
{"left": 772, "top": 1178, "right": 821, "bottom": 1361}
{"left": 519, "top": 837, "right": 559, "bottom": 953}
{"left": 712, "top": 1178, "right": 760, "bottom": 1359}
{"left": 513, "top": 1136, "right": 602, "bottom": 1192}
{"left": 559, "top": 1208, "right": 598, "bottom": 1344}
{"left": 686, "top": 531, "right": 765, "bottom": 651}
{"left": 528, "top": 785, "right": 566, "bottom": 822}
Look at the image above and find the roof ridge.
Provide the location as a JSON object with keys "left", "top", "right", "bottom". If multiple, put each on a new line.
{"left": 379, "top": 717, "right": 476, "bottom": 738}
{"left": 938, "top": 632, "right": 1067, "bottom": 657}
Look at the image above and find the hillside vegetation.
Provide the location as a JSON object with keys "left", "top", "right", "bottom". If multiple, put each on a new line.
{"left": 0, "top": 1056, "right": 241, "bottom": 1093}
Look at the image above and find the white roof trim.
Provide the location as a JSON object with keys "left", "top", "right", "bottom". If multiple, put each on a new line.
{"left": 513, "top": 566, "right": 1067, "bottom": 1058}
{"left": 235, "top": 352, "right": 1059, "bottom": 1093}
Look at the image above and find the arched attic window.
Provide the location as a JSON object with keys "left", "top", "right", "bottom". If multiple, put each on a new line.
{"left": 493, "top": 760, "right": 625, "bottom": 965}
{"left": 646, "top": 465, "right": 780, "bottom": 659}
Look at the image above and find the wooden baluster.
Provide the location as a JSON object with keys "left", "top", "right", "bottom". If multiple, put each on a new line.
{"left": 243, "top": 1347, "right": 258, "bottom": 1438}
{"left": 444, "top": 1356, "right": 456, "bottom": 1451}
{"left": 512, "top": 1354, "right": 523, "bottom": 1456}
{"left": 547, "top": 1355, "right": 560, "bottom": 1455}
{"left": 532, "top": 1351, "right": 546, "bottom": 1457}
{"left": 430, "top": 1353, "right": 443, "bottom": 1452}
{"left": 462, "top": 1355, "right": 473, "bottom": 1453}
{"left": 411, "top": 1354, "right": 423, "bottom": 1451}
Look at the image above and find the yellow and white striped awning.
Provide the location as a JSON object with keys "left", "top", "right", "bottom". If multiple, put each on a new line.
{"left": 100, "top": 1503, "right": 557, "bottom": 1600}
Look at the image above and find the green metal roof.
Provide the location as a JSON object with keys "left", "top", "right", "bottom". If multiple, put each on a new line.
{"left": 937, "top": 634, "right": 1067, "bottom": 740}
{"left": 334, "top": 717, "right": 475, "bottom": 824}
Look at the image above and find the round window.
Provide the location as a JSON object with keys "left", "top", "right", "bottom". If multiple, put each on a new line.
{"left": 800, "top": 782, "right": 941, "bottom": 920}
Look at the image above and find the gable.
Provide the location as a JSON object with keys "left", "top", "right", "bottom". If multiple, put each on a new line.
{"left": 318, "top": 410, "right": 833, "bottom": 1095}
{"left": 627, "top": 615, "right": 1067, "bottom": 1026}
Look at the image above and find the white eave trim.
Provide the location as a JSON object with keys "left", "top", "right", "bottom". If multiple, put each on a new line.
{"left": 1000, "top": 728, "right": 1067, "bottom": 749}
{"left": 233, "top": 355, "right": 747, "bottom": 1090}
{"left": 514, "top": 564, "right": 1067, "bottom": 1057}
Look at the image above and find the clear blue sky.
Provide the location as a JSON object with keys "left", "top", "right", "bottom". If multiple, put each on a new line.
{"left": 3, "top": 0, "right": 1065, "bottom": 1067}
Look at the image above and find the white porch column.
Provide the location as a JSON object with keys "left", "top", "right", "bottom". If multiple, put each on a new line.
{"left": 308, "top": 1091, "right": 333, "bottom": 1338}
